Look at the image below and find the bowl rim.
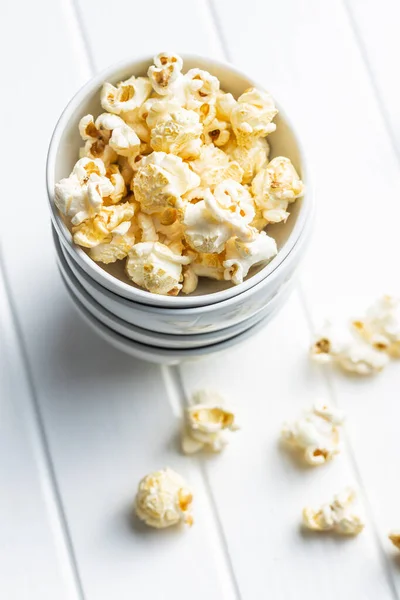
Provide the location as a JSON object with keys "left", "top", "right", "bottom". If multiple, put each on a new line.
{"left": 60, "top": 268, "right": 280, "bottom": 361}
{"left": 54, "top": 222, "right": 307, "bottom": 318}
{"left": 55, "top": 227, "right": 280, "bottom": 344}
{"left": 46, "top": 52, "right": 313, "bottom": 309}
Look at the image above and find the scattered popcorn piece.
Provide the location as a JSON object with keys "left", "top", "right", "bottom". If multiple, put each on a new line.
{"left": 223, "top": 230, "right": 277, "bottom": 284}
{"left": 134, "top": 467, "right": 193, "bottom": 529}
{"left": 182, "top": 389, "right": 239, "bottom": 454}
{"left": 72, "top": 202, "right": 135, "bottom": 248}
{"left": 281, "top": 399, "right": 344, "bottom": 466}
{"left": 148, "top": 52, "right": 183, "bottom": 96}
{"left": 126, "top": 241, "right": 191, "bottom": 295}
{"left": 189, "top": 145, "right": 243, "bottom": 188}
{"left": 89, "top": 221, "right": 135, "bottom": 264}
{"left": 311, "top": 322, "right": 389, "bottom": 375}
{"left": 225, "top": 137, "right": 269, "bottom": 184}
{"left": 252, "top": 157, "right": 304, "bottom": 223}
{"left": 231, "top": 87, "right": 278, "bottom": 146}
{"left": 150, "top": 107, "right": 203, "bottom": 158}
{"left": 55, "top": 158, "right": 114, "bottom": 225}
{"left": 389, "top": 531, "right": 400, "bottom": 550}
{"left": 353, "top": 295, "right": 400, "bottom": 357}
{"left": 101, "top": 76, "right": 152, "bottom": 117}
{"left": 133, "top": 152, "right": 200, "bottom": 214}
{"left": 303, "top": 488, "right": 365, "bottom": 535}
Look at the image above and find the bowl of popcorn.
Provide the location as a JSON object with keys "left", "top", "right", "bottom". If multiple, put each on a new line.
{"left": 47, "top": 53, "right": 312, "bottom": 353}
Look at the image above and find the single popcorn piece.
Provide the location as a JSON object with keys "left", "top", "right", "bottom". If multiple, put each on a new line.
{"left": 150, "top": 108, "right": 203, "bottom": 159}
{"left": 72, "top": 202, "right": 135, "bottom": 248}
{"left": 79, "top": 114, "right": 117, "bottom": 166}
{"left": 148, "top": 52, "right": 183, "bottom": 96}
{"left": 134, "top": 467, "right": 193, "bottom": 529}
{"left": 101, "top": 75, "right": 152, "bottom": 117}
{"left": 126, "top": 241, "right": 191, "bottom": 295}
{"left": 389, "top": 531, "right": 400, "bottom": 550}
{"left": 311, "top": 321, "right": 389, "bottom": 375}
{"left": 79, "top": 113, "right": 141, "bottom": 165}
{"left": 352, "top": 295, "right": 400, "bottom": 357}
{"left": 184, "top": 68, "right": 220, "bottom": 111}
{"left": 182, "top": 389, "right": 239, "bottom": 454}
{"left": 54, "top": 158, "right": 114, "bottom": 226}
{"left": 182, "top": 265, "right": 199, "bottom": 294}
{"left": 225, "top": 137, "right": 269, "bottom": 184}
{"left": 183, "top": 181, "right": 256, "bottom": 254}
{"left": 89, "top": 221, "right": 135, "bottom": 264}
{"left": 133, "top": 152, "right": 200, "bottom": 215}
{"left": 252, "top": 157, "right": 304, "bottom": 223}
{"left": 189, "top": 145, "right": 243, "bottom": 188}
{"left": 223, "top": 230, "right": 277, "bottom": 285}
{"left": 303, "top": 488, "right": 365, "bottom": 535}
{"left": 191, "top": 252, "right": 225, "bottom": 281}
{"left": 281, "top": 399, "right": 344, "bottom": 466}
{"left": 231, "top": 87, "right": 278, "bottom": 146}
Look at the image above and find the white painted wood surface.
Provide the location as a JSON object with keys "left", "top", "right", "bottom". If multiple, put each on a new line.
{"left": 1, "top": 0, "right": 399, "bottom": 598}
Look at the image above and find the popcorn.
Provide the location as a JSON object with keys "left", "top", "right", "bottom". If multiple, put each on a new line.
{"left": 55, "top": 158, "right": 114, "bottom": 225}
{"left": 182, "top": 389, "right": 239, "bottom": 454}
{"left": 55, "top": 54, "right": 301, "bottom": 296}
{"left": 148, "top": 52, "right": 183, "bottom": 96}
{"left": 133, "top": 152, "right": 200, "bottom": 215}
{"left": 72, "top": 202, "right": 135, "bottom": 248}
{"left": 225, "top": 137, "right": 269, "bottom": 184}
{"left": 189, "top": 145, "right": 243, "bottom": 187}
{"left": 150, "top": 108, "right": 203, "bottom": 159}
{"left": 134, "top": 467, "right": 193, "bottom": 528}
{"left": 182, "top": 265, "right": 199, "bottom": 294}
{"left": 311, "top": 322, "right": 389, "bottom": 375}
{"left": 352, "top": 295, "right": 400, "bottom": 357}
{"left": 104, "top": 164, "right": 126, "bottom": 204}
{"left": 389, "top": 531, "right": 400, "bottom": 550}
{"left": 223, "top": 230, "right": 277, "bottom": 284}
{"left": 302, "top": 489, "right": 365, "bottom": 535}
{"left": 191, "top": 252, "right": 225, "bottom": 281}
{"left": 184, "top": 68, "right": 220, "bottom": 110}
{"left": 202, "top": 117, "right": 231, "bottom": 147}
{"left": 126, "top": 241, "right": 191, "bottom": 295}
{"left": 252, "top": 157, "right": 304, "bottom": 223}
{"left": 231, "top": 87, "right": 278, "bottom": 146}
{"left": 101, "top": 76, "right": 152, "bottom": 117}
{"left": 89, "top": 221, "right": 135, "bottom": 264}
{"left": 183, "top": 181, "right": 255, "bottom": 254}
{"left": 281, "top": 399, "right": 344, "bottom": 466}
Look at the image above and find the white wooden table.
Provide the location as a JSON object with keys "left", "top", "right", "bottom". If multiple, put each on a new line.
{"left": 1, "top": 0, "right": 400, "bottom": 598}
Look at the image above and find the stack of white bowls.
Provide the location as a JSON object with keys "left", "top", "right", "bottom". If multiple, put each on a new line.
{"left": 46, "top": 55, "right": 313, "bottom": 364}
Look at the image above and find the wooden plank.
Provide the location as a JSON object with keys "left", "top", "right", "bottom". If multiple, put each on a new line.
{"left": 0, "top": 264, "right": 81, "bottom": 600}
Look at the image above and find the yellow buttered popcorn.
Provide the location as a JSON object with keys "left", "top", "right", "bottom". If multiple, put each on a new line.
{"left": 252, "top": 157, "right": 304, "bottom": 224}
{"left": 133, "top": 151, "right": 200, "bottom": 215}
{"left": 189, "top": 145, "right": 243, "bottom": 188}
{"left": 101, "top": 75, "right": 152, "bottom": 118}
{"left": 126, "top": 241, "right": 191, "bottom": 296}
{"left": 72, "top": 202, "right": 135, "bottom": 248}
{"left": 135, "top": 467, "right": 193, "bottom": 529}
{"left": 231, "top": 87, "right": 278, "bottom": 147}
{"left": 54, "top": 53, "right": 305, "bottom": 296}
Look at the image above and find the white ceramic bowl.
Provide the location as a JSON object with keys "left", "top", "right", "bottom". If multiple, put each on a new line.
{"left": 55, "top": 226, "right": 304, "bottom": 335}
{"left": 47, "top": 53, "right": 312, "bottom": 309}
{"left": 59, "top": 269, "right": 283, "bottom": 365}
{"left": 56, "top": 237, "right": 294, "bottom": 349}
